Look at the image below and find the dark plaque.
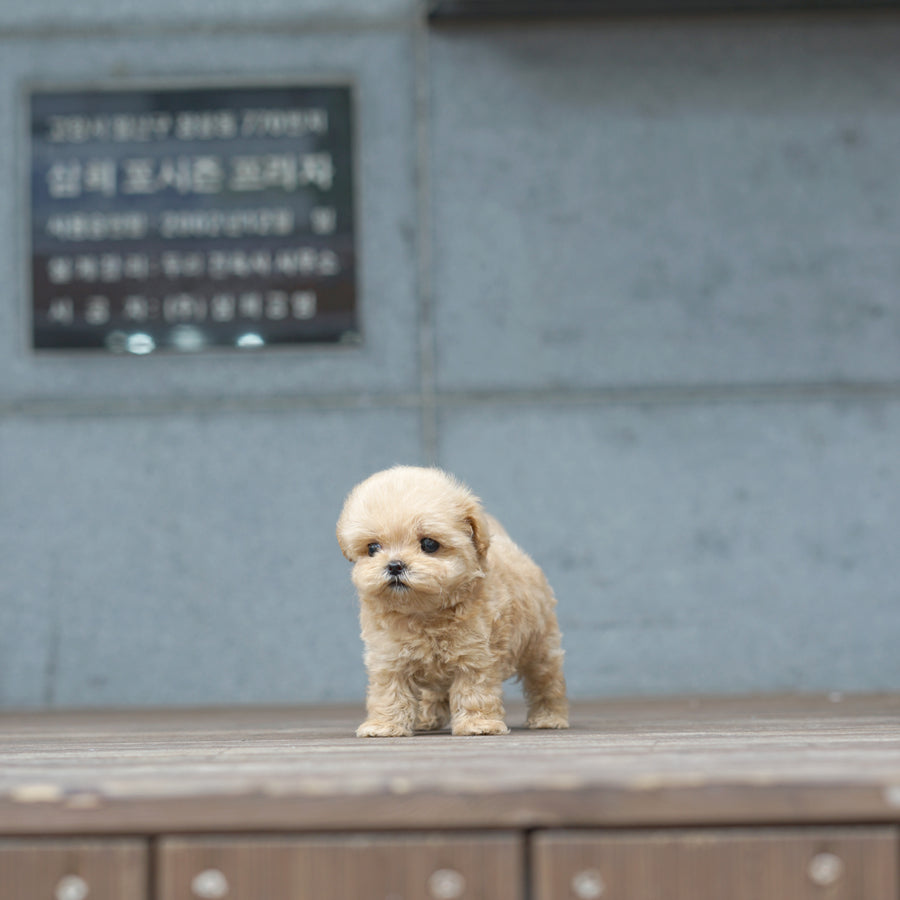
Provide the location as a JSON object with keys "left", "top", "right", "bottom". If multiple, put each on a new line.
{"left": 30, "top": 83, "right": 357, "bottom": 353}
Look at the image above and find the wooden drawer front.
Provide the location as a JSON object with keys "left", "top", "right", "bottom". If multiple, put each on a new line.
{"left": 533, "top": 828, "right": 898, "bottom": 900}
{"left": 0, "top": 840, "right": 147, "bottom": 900}
{"left": 158, "top": 833, "right": 523, "bottom": 900}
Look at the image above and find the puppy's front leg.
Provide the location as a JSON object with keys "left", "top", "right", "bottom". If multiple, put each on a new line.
{"left": 357, "top": 668, "right": 417, "bottom": 737}
{"left": 449, "top": 671, "right": 509, "bottom": 736}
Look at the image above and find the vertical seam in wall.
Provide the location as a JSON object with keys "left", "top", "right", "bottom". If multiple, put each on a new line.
{"left": 413, "top": 2, "right": 439, "bottom": 464}
{"left": 42, "top": 596, "right": 60, "bottom": 707}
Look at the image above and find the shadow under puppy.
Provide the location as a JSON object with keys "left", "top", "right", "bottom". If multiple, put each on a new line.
{"left": 337, "top": 466, "right": 569, "bottom": 736}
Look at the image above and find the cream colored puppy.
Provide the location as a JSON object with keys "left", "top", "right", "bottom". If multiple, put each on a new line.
{"left": 337, "top": 466, "right": 568, "bottom": 737}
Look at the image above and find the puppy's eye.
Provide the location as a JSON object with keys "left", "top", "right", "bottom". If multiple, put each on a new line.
{"left": 420, "top": 538, "right": 440, "bottom": 554}
{"left": 367, "top": 542, "right": 382, "bottom": 557}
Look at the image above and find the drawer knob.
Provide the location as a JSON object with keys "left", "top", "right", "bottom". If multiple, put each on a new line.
{"left": 55, "top": 876, "right": 90, "bottom": 900}
{"left": 191, "top": 869, "right": 230, "bottom": 899}
{"left": 427, "top": 867, "right": 466, "bottom": 899}
{"left": 808, "top": 852, "right": 844, "bottom": 887}
{"left": 571, "top": 869, "right": 605, "bottom": 900}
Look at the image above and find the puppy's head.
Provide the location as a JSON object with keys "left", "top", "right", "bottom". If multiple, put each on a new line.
{"left": 336, "top": 466, "right": 490, "bottom": 612}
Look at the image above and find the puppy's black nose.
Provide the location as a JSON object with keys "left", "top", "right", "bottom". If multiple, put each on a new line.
{"left": 386, "top": 560, "right": 406, "bottom": 577}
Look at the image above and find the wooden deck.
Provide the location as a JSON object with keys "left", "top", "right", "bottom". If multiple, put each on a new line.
{"left": 2, "top": 694, "right": 900, "bottom": 835}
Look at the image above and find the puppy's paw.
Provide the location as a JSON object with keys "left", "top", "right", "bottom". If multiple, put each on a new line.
{"left": 451, "top": 717, "right": 510, "bottom": 736}
{"left": 416, "top": 696, "right": 451, "bottom": 732}
{"left": 356, "top": 720, "right": 413, "bottom": 738}
{"left": 416, "top": 711, "right": 450, "bottom": 732}
{"left": 526, "top": 711, "right": 569, "bottom": 730}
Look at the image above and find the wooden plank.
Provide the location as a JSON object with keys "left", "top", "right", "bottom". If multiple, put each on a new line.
{"left": 2, "top": 696, "right": 900, "bottom": 834}
{"left": 157, "top": 833, "right": 523, "bottom": 900}
{"left": 0, "top": 839, "right": 147, "bottom": 900}
{"left": 532, "top": 827, "right": 899, "bottom": 900}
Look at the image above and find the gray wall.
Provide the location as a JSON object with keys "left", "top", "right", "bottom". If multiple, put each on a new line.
{"left": 2, "top": 2, "right": 899, "bottom": 708}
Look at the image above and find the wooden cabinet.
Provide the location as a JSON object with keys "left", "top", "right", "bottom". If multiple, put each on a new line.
{"left": 0, "top": 840, "right": 147, "bottom": 900}
{"left": 533, "top": 828, "right": 898, "bottom": 900}
{"left": 3, "top": 700, "right": 900, "bottom": 900}
{"left": 157, "top": 833, "right": 523, "bottom": 900}
{"left": 0, "top": 829, "right": 896, "bottom": 900}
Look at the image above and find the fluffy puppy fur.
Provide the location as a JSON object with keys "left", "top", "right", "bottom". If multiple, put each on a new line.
{"left": 337, "top": 466, "right": 568, "bottom": 737}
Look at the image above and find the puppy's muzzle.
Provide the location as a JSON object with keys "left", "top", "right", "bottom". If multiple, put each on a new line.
{"left": 385, "top": 560, "right": 409, "bottom": 589}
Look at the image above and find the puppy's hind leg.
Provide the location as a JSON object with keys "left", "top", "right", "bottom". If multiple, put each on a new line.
{"left": 520, "top": 631, "right": 569, "bottom": 729}
{"left": 416, "top": 687, "right": 451, "bottom": 732}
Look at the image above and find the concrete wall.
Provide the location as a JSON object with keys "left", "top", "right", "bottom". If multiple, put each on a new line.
{"left": 2, "top": 2, "right": 899, "bottom": 708}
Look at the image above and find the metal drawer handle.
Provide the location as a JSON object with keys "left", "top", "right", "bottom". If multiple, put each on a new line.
{"left": 191, "top": 869, "right": 230, "bottom": 899}
{"left": 428, "top": 868, "right": 466, "bottom": 899}
{"left": 571, "top": 869, "right": 605, "bottom": 899}
{"left": 808, "top": 852, "right": 844, "bottom": 887}
{"left": 55, "top": 876, "right": 90, "bottom": 900}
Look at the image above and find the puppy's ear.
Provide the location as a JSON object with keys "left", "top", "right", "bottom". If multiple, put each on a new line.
{"left": 336, "top": 511, "right": 358, "bottom": 562}
{"left": 336, "top": 528, "right": 356, "bottom": 562}
{"left": 465, "top": 503, "right": 491, "bottom": 562}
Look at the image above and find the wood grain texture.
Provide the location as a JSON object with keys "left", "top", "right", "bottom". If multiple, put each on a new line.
{"left": 2, "top": 695, "right": 900, "bottom": 834}
{"left": 532, "top": 828, "right": 898, "bottom": 900}
{"left": 157, "top": 833, "right": 523, "bottom": 900}
{"left": 0, "top": 839, "right": 147, "bottom": 900}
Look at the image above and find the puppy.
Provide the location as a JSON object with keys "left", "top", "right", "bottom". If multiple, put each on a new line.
{"left": 336, "top": 466, "right": 568, "bottom": 737}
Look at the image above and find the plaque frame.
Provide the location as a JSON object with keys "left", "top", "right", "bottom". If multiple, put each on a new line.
{"left": 25, "top": 76, "right": 362, "bottom": 356}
